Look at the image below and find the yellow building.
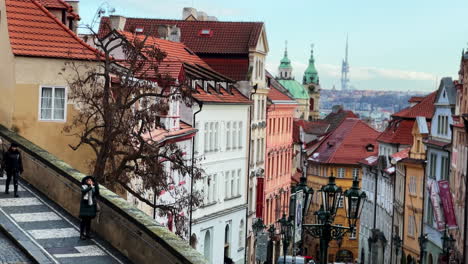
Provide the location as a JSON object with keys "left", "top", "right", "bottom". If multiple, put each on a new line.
{"left": 0, "top": 0, "right": 98, "bottom": 173}
{"left": 400, "top": 117, "right": 428, "bottom": 262}
{"left": 306, "top": 118, "right": 380, "bottom": 262}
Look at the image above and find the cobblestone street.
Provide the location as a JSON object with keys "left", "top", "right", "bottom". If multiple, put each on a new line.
{"left": 0, "top": 229, "right": 31, "bottom": 264}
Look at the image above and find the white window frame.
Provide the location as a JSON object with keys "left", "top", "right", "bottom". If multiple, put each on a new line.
{"left": 338, "top": 168, "right": 345, "bottom": 178}
{"left": 38, "top": 85, "right": 68, "bottom": 122}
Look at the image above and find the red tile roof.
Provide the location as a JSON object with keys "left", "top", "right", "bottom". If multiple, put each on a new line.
{"left": 268, "top": 87, "right": 295, "bottom": 101}
{"left": 391, "top": 148, "right": 410, "bottom": 162}
{"left": 119, "top": 31, "right": 210, "bottom": 68}
{"left": 201, "top": 57, "right": 249, "bottom": 81}
{"left": 392, "top": 91, "right": 437, "bottom": 119}
{"left": 408, "top": 96, "right": 425, "bottom": 103}
{"left": 192, "top": 85, "right": 251, "bottom": 104}
{"left": 99, "top": 17, "right": 264, "bottom": 55}
{"left": 37, "top": 0, "right": 67, "bottom": 9}
{"left": 377, "top": 119, "right": 415, "bottom": 145}
{"left": 309, "top": 118, "right": 380, "bottom": 165}
{"left": 6, "top": 0, "right": 99, "bottom": 60}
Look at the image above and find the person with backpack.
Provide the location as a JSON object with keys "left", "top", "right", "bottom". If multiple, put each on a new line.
{"left": 2, "top": 143, "right": 23, "bottom": 197}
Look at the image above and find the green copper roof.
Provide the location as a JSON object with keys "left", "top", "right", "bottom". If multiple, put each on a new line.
{"left": 279, "top": 42, "right": 292, "bottom": 69}
{"left": 278, "top": 79, "right": 310, "bottom": 99}
{"left": 303, "top": 45, "right": 319, "bottom": 85}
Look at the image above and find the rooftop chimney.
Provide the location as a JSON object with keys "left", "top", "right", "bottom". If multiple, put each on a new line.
{"left": 65, "top": 0, "right": 79, "bottom": 15}
{"left": 168, "top": 25, "right": 181, "bottom": 42}
{"left": 157, "top": 25, "right": 169, "bottom": 40}
{"left": 182, "top": 7, "right": 217, "bottom": 21}
{"left": 109, "top": 15, "right": 127, "bottom": 31}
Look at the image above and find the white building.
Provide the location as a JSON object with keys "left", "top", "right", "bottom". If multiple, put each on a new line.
{"left": 422, "top": 77, "right": 456, "bottom": 264}
{"left": 189, "top": 85, "right": 251, "bottom": 264}
{"left": 359, "top": 155, "right": 393, "bottom": 264}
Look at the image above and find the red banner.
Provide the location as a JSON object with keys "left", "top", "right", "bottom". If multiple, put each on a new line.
{"left": 438, "top": 180, "right": 458, "bottom": 228}
{"left": 429, "top": 180, "right": 445, "bottom": 231}
{"left": 256, "top": 177, "right": 264, "bottom": 218}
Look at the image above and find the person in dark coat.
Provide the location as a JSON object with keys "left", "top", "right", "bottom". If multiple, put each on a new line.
{"left": 2, "top": 143, "right": 23, "bottom": 197}
{"left": 79, "top": 175, "right": 99, "bottom": 240}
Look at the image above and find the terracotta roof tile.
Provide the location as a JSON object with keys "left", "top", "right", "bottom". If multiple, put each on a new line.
{"left": 377, "top": 119, "right": 415, "bottom": 145}
{"left": 393, "top": 91, "right": 437, "bottom": 119}
{"left": 119, "top": 31, "right": 210, "bottom": 68}
{"left": 323, "top": 108, "right": 358, "bottom": 132}
{"left": 201, "top": 57, "right": 249, "bottom": 81}
{"left": 268, "top": 87, "right": 295, "bottom": 101}
{"left": 309, "top": 118, "right": 380, "bottom": 165}
{"left": 391, "top": 148, "right": 410, "bottom": 162}
{"left": 6, "top": 0, "right": 99, "bottom": 60}
{"left": 192, "top": 86, "right": 250, "bottom": 104}
{"left": 99, "top": 17, "right": 264, "bottom": 54}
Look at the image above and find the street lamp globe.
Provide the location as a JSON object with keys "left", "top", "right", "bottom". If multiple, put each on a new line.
{"left": 320, "top": 174, "right": 343, "bottom": 219}
{"left": 343, "top": 177, "right": 367, "bottom": 228}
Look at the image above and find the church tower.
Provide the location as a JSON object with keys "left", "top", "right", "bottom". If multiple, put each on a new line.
{"left": 278, "top": 41, "right": 293, "bottom": 80}
{"left": 303, "top": 45, "right": 321, "bottom": 121}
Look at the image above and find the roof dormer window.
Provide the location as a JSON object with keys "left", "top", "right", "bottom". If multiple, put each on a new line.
{"left": 198, "top": 29, "right": 213, "bottom": 36}
{"left": 135, "top": 27, "right": 144, "bottom": 33}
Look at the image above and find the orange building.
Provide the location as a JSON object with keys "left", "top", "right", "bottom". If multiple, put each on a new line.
{"left": 306, "top": 118, "right": 380, "bottom": 262}
{"left": 262, "top": 81, "right": 297, "bottom": 225}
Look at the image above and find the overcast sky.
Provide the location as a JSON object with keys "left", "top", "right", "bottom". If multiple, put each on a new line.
{"left": 78, "top": 0, "right": 468, "bottom": 92}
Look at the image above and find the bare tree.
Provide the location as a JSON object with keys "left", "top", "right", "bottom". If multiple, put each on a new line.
{"left": 62, "top": 25, "right": 203, "bottom": 237}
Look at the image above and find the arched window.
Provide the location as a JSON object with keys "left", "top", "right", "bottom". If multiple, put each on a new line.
{"left": 239, "top": 220, "right": 244, "bottom": 248}
{"left": 204, "top": 230, "right": 211, "bottom": 261}
{"left": 309, "top": 98, "right": 315, "bottom": 111}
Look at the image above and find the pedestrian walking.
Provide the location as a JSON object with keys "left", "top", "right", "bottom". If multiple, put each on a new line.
{"left": 79, "top": 175, "right": 100, "bottom": 240}
{"left": 2, "top": 143, "right": 23, "bottom": 197}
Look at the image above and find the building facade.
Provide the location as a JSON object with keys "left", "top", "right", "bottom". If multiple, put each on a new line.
{"left": 307, "top": 118, "right": 380, "bottom": 263}
{"left": 450, "top": 51, "right": 468, "bottom": 264}
{"left": 399, "top": 117, "right": 429, "bottom": 264}
{"left": 190, "top": 93, "right": 251, "bottom": 264}
{"left": 422, "top": 78, "right": 457, "bottom": 264}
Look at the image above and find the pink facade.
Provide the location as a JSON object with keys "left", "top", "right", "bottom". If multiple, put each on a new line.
{"left": 263, "top": 87, "right": 297, "bottom": 225}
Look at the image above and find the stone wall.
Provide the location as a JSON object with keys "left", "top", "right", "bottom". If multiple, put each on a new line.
{"left": 0, "top": 125, "right": 207, "bottom": 264}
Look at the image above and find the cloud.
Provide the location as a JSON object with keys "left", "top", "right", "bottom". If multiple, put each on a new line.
{"left": 317, "top": 63, "right": 437, "bottom": 81}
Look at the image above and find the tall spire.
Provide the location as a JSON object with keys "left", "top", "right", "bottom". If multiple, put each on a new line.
{"left": 341, "top": 34, "right": 350, "bottom": 90}
{"left": 278, "top": 40, "right": 293, "bottom": 79}
{"left": 303, "top": 43, "right": 319, "bottom": 85}
{"left": 345, "top": 34, "right": 349, "bottom": 64}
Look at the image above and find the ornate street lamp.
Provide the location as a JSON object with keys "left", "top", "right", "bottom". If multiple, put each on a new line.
{"left": 393, "top": 234, "right": 402, "bottom": 261}
{"left": 252, "top": 218, "right": 266, "bottom": 236}
{"left": 343, "top": 177, "right": 367, "bottom": 229}
{"left": 419, "top": 233, "right": 428, "bottom": 263}
{"left": 278, "top": 214, "right": 293, "bottom": 264}
{"left": 320, "top": 174, "right": 342, "bottom": 219}
{"left": 442, "top": 226, "right": 456, "bottom": 262}
{"left": 303, "top": 175, "right": 366, "bottom": 264}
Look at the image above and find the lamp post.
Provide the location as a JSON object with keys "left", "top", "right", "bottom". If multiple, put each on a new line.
{"left": 278, "top": 214, "right": 293, "bottom": 264}
{"left": 418, "top": 233, "right": 428, "bottom": 264}
{"left": 252, "top": 218, "right": 266, "bottom": 264}
{"left": 303, "top": 175, "right": 366, "bottom": 264}
{"left": 442, "top": 225, "right": 456, "bottom": 263}
{"left": 393, "top": 234, "right": 402, "bottom": 264}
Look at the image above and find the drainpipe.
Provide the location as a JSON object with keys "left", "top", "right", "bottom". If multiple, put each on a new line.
{"left": 369, "top": 165, "right": 378, "bottom": 264}
{"left": 189, "top": 100, "right": 203, "bottom": 240}
{"left": 390, "top": 165, "right": 397, "bottom": 264}
{"left": 245, "top": 83, "right": 258, "bottom": 263}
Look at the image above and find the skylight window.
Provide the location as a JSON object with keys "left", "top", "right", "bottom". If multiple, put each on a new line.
{"left": 199, "top": 29, "right": 213, "bottom": 36}
{"left": 135, "top": 27, "right": 144, "bottom": 33}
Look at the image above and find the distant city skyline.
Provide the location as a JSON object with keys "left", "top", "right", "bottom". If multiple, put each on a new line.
{"left": 78, "top": 0, "right": 468, "bottom": 92}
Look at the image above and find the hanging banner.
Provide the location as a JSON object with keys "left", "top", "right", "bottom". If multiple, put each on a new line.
{"left": 295, "top": 190, "right": 304, "bottom": 243}
{"left": 256, "top": 177, "right": 264, "bottom": 218}
{"left": 429, "top": 180, "right": 445, "bottom": 231}
{"left": 438, "top": 180, "right": 458, "bottom": 228}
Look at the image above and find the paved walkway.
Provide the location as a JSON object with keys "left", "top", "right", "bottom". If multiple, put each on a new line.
{"left": 0, "top": 227, "right": 32, "bottom": 263}
{"left": 0, "top": 178, "right": 132, "bottom": 264}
